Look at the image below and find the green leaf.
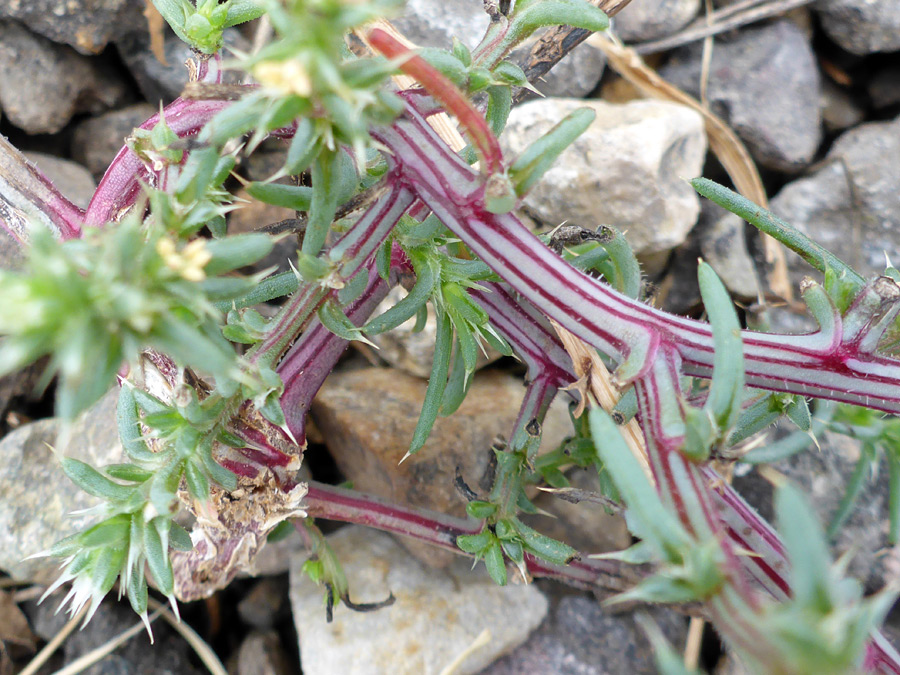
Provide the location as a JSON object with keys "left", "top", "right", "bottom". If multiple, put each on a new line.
{"left": 785, "top": 396, "right": 812, "bottom": 432}
{"left": 408, "top": 310, "right": 453, "bottom": 455}
{"left": 104, "top": 464, "right": 154, "bottom": 483}
{"left": 318, "top": 298, "right": 364, "bottom": 342}
{"left": 91, "top": 545, "right": 127, "bottom": 599}
{"left": 698, "top": 261, "right": 744, "bottom": 434}
{"left": 303, "top": 148, "right": 357, "bottom": 256}
{"left": 204, "top": 234, "right": 274, "bottom": 275}
{"left": 80, "top": 515, "right": 131, "bottom": 549}
{"left": 776, "top": 482, "right": 833, "bottom": 611}
{"left": 224, "top": 0, "right": 265, "bottom": 27}
{"left": 465, "top": 500, "right": 498, "bottom": 520}
{"left": 456, "top": 531, "right": 492, "bottom": 554}
{"left": 826, "top": 445, "right": 874, "bottom": 543}
{"left": 512, "top": 519, "right": 577, "bottom": 565}
{"left": 150, "top": 0, "right": 193, "bottom": 47}
{"left": 200, "top": 444, "right": 238, "bottom": 491}
{"left": 364, "top": 263, "right": 436, "bottom": 335}
{"left": 246, "top": 182, "right": 314, "bottom": 211}
{"left": 509, "top": 108, "right": 595, "bottom": 196}
{"left": 510, "top": 0, "right": 609, "bottom": 41}
{"left": 492, "top": 61, "right": 529, "bottom": 88}
{"left": 143, "top": 518, "right": 175, "bottom": 597}
{"left": 185, "top": 459, "right": 210, "bottom": 501}
{"left": 62, "top": 459, "right": 135, "bottom": 502}
{"left": 286, "top": 118, "right": 321, "bottom": 175}
{"left": 589, "top": 408, "right": 691, "bottom": 559}
{"left": 484, "top": 539, "right": 508, "bottom": 586}
{"left": 118, "top": 386, "right": 162, "bottom": 464}
{"left": 439, "top": 341, "right": 472, "bottom": 417}
{"left": 485, "top": 85, "right": 512, "bottom": 138}
{"left": 691, "top": 178, "right": 865, "bottom": 292}
{"left": 451, "top": 38, "right": 472, "bottom": 67}
{"left": 126, "top": 564, "right": 149, "bottom": 618}
{"left": 419, "top": 48, "right": 468, "bottom": 87}
{"left": 169, "top": 522, "right": 194, "bottom": 551}
{"left": 175, "top": 147, "right": 220, "bottom": 204}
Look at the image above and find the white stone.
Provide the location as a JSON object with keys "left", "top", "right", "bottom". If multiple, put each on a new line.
{"left": 501, "top": 99, "right": 706, "bottom": 256}
{"left": 290, "top": 526, "right": 549, "bottom": 675}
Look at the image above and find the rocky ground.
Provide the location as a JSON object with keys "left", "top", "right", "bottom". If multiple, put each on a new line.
{"left": 1, "top": 0, "right": 900, "bottom": 673}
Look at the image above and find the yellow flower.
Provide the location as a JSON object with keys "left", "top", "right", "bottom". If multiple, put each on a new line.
{"left": 253, "top": 59, "right": 312, "bottom": 97}
{"left": 156, "top": 237, "right": 212, "bottom": 282}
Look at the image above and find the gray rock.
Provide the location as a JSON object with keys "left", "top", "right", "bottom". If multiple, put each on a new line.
{"left": 869, "top": 66, "right": 900, "bottom": 110}
{"left": 0, "top": 0, "right": 140, "bottom": 55}
{"left": 28, "top": 598, "right": 204, "bottom": 675}
{"left": 310, "top": 368, "right": 572, "bottom": 567}
{"left": 236, "top": 631, "right": 293, "bottom": 675}
{"left": 660, "top": 19, "right": 821, "bottom": 173}
{"left": 392, "top": 0, "right": 605, "bottom": 98}
{"left": 72, "top": 104, "right": 157, "bottom": 177}
{"left": 732, "top": 428, "right": 890, "bottom": 591}
{"left": 484, "top": 590, "right": 688, "bottom": 674}
{"left": 613, "top": 0, "right": 700, "bottom": 43}
{"left": 289, "top": 526, "right": 548, "bottom": 675}
{"left": 821, "top": 79, "right": 865, "bottom": 133}
{"left": 0, "top": 357, "right": 44, "bottom": 418}
{"left": 0, "top": 388, "right": 123, "bottom": 582}
{"left": 770, "top": 113, "right": 900, "bottom": 285}
{"left": 116, "top": 28, "right": 250, "bottom": 105}
{"left": 698, "top": 202, "right": 761, "bottom": 300}
{"left": 511, "top": 39, "right": 606, "bottom": 99}
{"left": 816, "top": 0, "right": 900, "bottom": 55}
{"left": 22, "top": 152, "right": 96, "bottom": 209}
{"left": 0, "top": 21, "right": 127, "bottom": 135}
{"left": 502, "top": 98, "right": 706, "bottom": 256}
{"left": 238, "top": 577, "right": 288, "bottom": 629}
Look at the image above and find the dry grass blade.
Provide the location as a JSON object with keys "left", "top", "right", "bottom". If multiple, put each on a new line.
{"left": 632, "top": 0, "right": 815, "bottom": 55}
{"left": 147, "top": 597, "right": 227, "bottom": 675}
{"left": 19, "top": 604, "right": 88, "bottom": 675}
{"left": 684, "top": 616, "right": 705, "bottom": 669}
{"left": 50, "top": 610, "right": 161, "bottom": 675}
{"left": 12, "top": 585, "right": 46, "bottom": 603}
{"left": 588, "top": 34, "right": 793, "bottom": 301}
{"left": 550, "top": 320, "right": 653, "bottom": 483}
{"left": 439, "top": 628, "right": 492, "bottom": 675}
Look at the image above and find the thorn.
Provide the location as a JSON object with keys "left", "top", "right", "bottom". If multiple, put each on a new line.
{"left": 168, "top": 596, "right": 181, "bottom": 623}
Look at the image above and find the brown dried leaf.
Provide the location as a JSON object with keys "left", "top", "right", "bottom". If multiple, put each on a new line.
{"left": 143, "top": 0, "right": 169, "bottom": 66}
{"left": 550, "top": 319, "right": 653, "bottom": 483}
{"left": 0, "top": 589, "right": 37, "bottom": 658}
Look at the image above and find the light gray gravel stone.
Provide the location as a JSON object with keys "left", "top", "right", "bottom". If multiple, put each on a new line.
{"left": 770, "top": 113, "right": 900, "bottom": 285}
{"left": 289, "top": 526, "right": 548, "bottom": 675}
{"left": 0, "top": 21, "right": 127, "bottom": 135}
{"left": 0, "top": 0, "right": 140, "bottom": 55}
{"left": 0, "top": 388, "right": 123, "bottom": 582}
{"left": 816, "top": 0, "right": 900, "bottom": 55}
{"left": 613, "top": 0, "right": 700, "bottom": 43}
{"left": 501, "top": 98, "right": 706, "bottom": 256}
{"left": 660, "top": 19, "right": 821, "bottom": 172}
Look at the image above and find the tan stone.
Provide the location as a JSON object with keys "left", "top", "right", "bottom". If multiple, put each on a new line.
{"left": 311, "top": 367, "right": 572, "bottom": 566}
